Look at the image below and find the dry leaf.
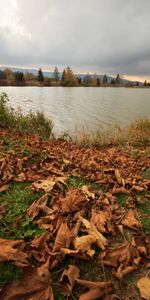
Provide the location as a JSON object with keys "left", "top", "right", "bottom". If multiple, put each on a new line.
{"left": 31, "top": 176, "right": 67, "bottom": 193}
{"left": 90, "top": 209, "right": 112, "bottom": 233}
{"left": 77, "top": 279, "right": 112, "bottom": 300}
{"left": 53, "top": 223, "right": 74, "bottom": 252}
{"left": 137, "top": 277, "right": 150, "bottom": 300}
{"left": 0, "top": 260, "right": 53, "bottom": 300}
{"left": 100, "top": 240, "right": 141, "bottom": 279}
{"left": 0, "top": 204, "right": 7, "bottom": 220}
{"left": 114, "top": 169, "right": 123, "bottom": 185}
{"left": 58, "top": 264, "right": 80, "bottom": 296}
{"left": 79, "top": 216, "right": 107, "bottom": 250}
{"left": 74, "top": 235, "right": 96, "bottom": 257}
{"left": 27, "top": 193, "right": 53, "bottom": 219}
{"left": 0, "top": 239, "right": 28, "bottom": 266}
{"left": 0, "top": 184, "right": 10, "bottom": 192}
{"left": 59, "top": 189, "right": 86, "bottom": 213}
{"left": 121, "top": 210, "right": 142, "bottom": 230}
{"left": 82, "top": 185, "right": 95, "bottom": 200}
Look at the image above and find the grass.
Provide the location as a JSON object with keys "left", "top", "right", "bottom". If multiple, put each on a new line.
{"left": 0, "top": 93, "right": 53, "bottom": 139}
{"left": 0, "top": 262, "right": 23, "bottom": 288}
{"left": 0, "top": 182, "right": 44, "bottom": 240}
{"left": 77, "top": 118, "right": 150, "bottom": 148}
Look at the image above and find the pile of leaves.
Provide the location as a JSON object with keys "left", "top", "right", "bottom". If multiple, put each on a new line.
{"left": 0, "top": 128, "right": 150, "bottom": 299}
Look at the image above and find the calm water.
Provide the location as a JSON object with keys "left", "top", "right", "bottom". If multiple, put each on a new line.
{"left": 0, "top": 86, "right": 150, "bottom": 135}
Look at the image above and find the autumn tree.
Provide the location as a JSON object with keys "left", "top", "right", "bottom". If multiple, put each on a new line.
{"left": 37, "top": 68, "right": 44, "bottom": 82}
{"left": 92, "top": 73, "right": 97, "bottom": 86}
{"left": 4, "top": 68, "right": 15, "bottom": 81}
{"left": 61, "top": 67, "right": 78, "bottom": 86}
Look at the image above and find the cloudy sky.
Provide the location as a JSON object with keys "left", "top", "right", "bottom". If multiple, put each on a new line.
{"left": 0, "top": 0, "right": 150, "bottom": 81}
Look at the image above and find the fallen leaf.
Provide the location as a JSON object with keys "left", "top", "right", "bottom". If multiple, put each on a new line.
{"left": 121, "top": 210, "right": 142, "bottom": 230}
{"left": 0, "top": 204, "right": 7, "bottom": 220}
{"left": 58, "top": 264, "right": 80, "bottom": 296}
{"left": 0, "top": 260, "right": 53, "bottom": 300}
{"left": 27, "top": 193, "right": 53, "bottom": 219}
{"left": 0, "top": 184, "right": 10, "bottom": 192}
{"left": 79, "top": 216, "right": 107, "bottom": 250}
{"left": 137, "top": 277, "right": 150, "bottom": 300}
{"left": 114, "top": 169, "right": 123, "bottom": 185}
{"left": 0, "top": 239, "right": 28, "bottom": 266}
{"left": 99, "top": 240, "right": 141, "bottom": 279}
{"left": 74, "top": 235, "right": 96, "bottom": 257}
{"left": 77, "top": 279, "right": 112, "bottom": 300}
{"left": 31, "top": 176, "right": 67, "bottom": 193}
{"left": 59, "top": 189, "right": 86, "bottom": 213}
{"left": 53, "top": 223, "right": 74, "bottom": 252}
{"left": 90, "top": 209, "right": 113, "bottom": 233}
{"left": 82, "top": 185, "right": 95, "bottom": 200}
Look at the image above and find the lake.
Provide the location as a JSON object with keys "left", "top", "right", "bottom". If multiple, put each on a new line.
{"left": 0, "top": 86, "right": 150, "bottom": 136}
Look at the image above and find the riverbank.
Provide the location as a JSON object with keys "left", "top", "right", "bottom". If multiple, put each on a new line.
{"left": 0, "top": 119, "right": 150, "bottom": 299}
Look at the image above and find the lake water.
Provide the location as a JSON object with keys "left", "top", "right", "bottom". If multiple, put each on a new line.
{"left": 0, "top": 86, "right": 150, "bottom": 136}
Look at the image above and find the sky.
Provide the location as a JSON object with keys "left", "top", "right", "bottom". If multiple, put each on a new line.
{"left": 0, "top": 0, "right": 150, "bottom": 81}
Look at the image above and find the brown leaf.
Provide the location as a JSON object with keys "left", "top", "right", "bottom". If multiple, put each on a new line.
{"left": 99, "top": 240, "right": 141, "bottom": 279}
{"left": 74, "top": 235, "right": 96, "bottom": 257}
{"left": 77, "top": 279, "right": 112, "bottom": 300}
{"left": 0, "top": 204, "right": 7, "bottom": 220}
{"left": 121, "top": 210, "right": 142, "bottom": 230}
{"left": 0, "top": 184, "right": 10, "bottom": 192}
{"left": 82, "top": 185, "right": 95, "bottom": 200}
{"left": 137, "top": 277, "right": 150, "bottom": 300}
{"left": 90, "top": 209, "right": 113, "bottom": 233}
{"left": 0, "top": 239, "right": 28, "bottom": 266}
{"left": 0, "top": 260, "right": 53, "bottom": 300}
{"left": 79, "top": 216, "right": 107, "bottom": 250}
{"left": 31, "top": 176, "right": 67, "bottom": 193}
{"left": 53, "top": 223, "right": 74, "bottom": 252}
{"left": 59, "top": 189, "right": 86, "bottom": 213}
{"left": 30, "top": 232, "right": 52, "bottom": 262}
{"left": 114, "top": 169, "right": 123, "bottom": 185}
{"left": 27, "top": 193, "right": 52, "bottom": 219}
{"left": 58, "top": 264, "right": 80, "bottom": 296}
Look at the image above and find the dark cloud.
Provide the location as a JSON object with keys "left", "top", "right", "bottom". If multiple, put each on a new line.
{"left": 0, "top": 0, "right": 150, "bottom": 77}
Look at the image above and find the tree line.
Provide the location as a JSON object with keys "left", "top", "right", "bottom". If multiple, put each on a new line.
{"left": 0, "top": 67, "right": 149, "bottom": 87}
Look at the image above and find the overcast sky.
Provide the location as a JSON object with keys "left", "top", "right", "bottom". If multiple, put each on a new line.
{"left": 0, "top": 0, "right": 150, "bottom": 80}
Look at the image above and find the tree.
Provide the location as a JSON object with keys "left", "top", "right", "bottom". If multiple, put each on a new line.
{"left": 103, "top": 74, "right": 108, "bottom": 84}
{"left": 37, "top": 68, "right": 44, "bottom": 82}
{"left": 92, "top": 73, "right": 97, "bottom": 86}
{"left": 83, "top": 73, "right": 91, "bottom": 85}
{"left": 14, "top": 72, "right": 24, "bottom": 81}
{"left": 4, "top": 68, "right": 15, "bottom": 81}
{"left": 115, "top": 74, "right": 120, "bottom": 85}
{"left": 53, "top": 66, "right": 59, "bottom": 81}
{"left": 111, "top": 79, "right": 115, "bottom": 85}
{"left": 97, "top": 77, "right": 101, "bottom": 86}
{"left": 143, "top": 80, "right": 147, "bottom": 86}
{"left": 0, "top": 70, "right": 6, "bottom": 80}
{"left": 61, "top": 67, "right": 78, "bottom": 86}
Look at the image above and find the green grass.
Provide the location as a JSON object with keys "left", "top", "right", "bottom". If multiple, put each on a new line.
{"left": 0, "top": 182, "right": 44, "bottom": 240}
{"left": 0, "top": 93, "right": 53, "bottom": 139}
{"left": 137, "top": 197, "right": 150, "bottom": 234}
{"left": 0, "top": 262, "right": 23, "bottom": 288}
{"left": 116, "top": 193, "right": 128, "bottom": 206}
{"left": 142, "top": 168, "right": 150, "bottom": 180}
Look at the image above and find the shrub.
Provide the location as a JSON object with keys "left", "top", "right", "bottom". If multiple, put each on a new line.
{"left": 0, "top": 93, "right": 53, "bottom": 139}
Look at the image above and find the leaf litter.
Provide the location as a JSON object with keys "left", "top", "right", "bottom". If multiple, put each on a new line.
{"left": 0, "top": 128, "right": 150, "bottom": 299}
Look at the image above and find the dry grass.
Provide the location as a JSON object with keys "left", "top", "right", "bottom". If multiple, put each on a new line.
{"left": 77, "top": 119, "right": 150, "bottom": 148}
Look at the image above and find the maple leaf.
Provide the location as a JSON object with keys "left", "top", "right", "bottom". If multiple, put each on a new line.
{"left": 58, "top": 264, "right": 80, "bottom": 296}
{"left": 79, "top": 216, "right": 107, "bottom": 250}
{"left": 0, "top": 239, "right": 28, "bottom": 267}
{"left": 59, "top": 189, "right": 86, "bottom": 213}
{"left": 121, "top": 209, "right": 142, "bottom": 231}
{"left": 31, "top": 176, "right": 67, "bottom": 193}
{"left": 76, "top": 279, "right": 112, "bottom": 300}
{"left": 52, "top": 223, "right": 74, "bottom": 252}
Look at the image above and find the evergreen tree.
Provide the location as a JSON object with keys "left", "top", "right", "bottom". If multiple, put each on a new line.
{"left": 14, "top": 72, "right": 24, "bottom": 81}
{"left": 53, "top": 66, "right": 59, "bottom": 81}
{"left": 37, "top": 68, "right": 44, "bottom": 82}
{"left": 83, "top": 73, "right": 91, "bottom": 85}
{"left": 97, "top": 78, "right": 100, "bottom": 86}
{"left": 103, "top": 74, "right": 108, "bottom": 84}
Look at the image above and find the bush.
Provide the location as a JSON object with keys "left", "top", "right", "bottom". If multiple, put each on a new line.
{"left": 0, "top": 93, "right": 53, "bottom": 139}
